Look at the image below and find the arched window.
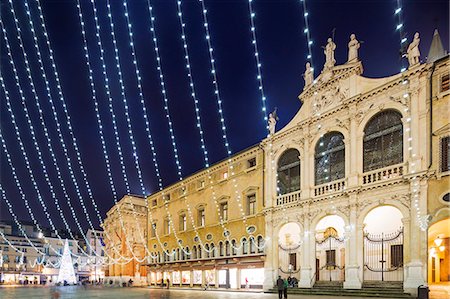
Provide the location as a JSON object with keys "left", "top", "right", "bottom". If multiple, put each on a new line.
{"left": 249, "top": 236, "right": 256, "bottom": 254}
{"left": 205, "top": 244, "right": 210, "bottom": 258}
{"left": 176, "top": 248, "right": 180, "bottom": 261}
{"left": 315, "top": 132, "right": 345, "bottom": 185}
{"left": 192, "top": 246, "right": 197, "bottom": 259}
{"left": 363, "top": 110, "right": 403, "bottom": 172}
{"left": 225, "top": 241, "right": 230, "bottom": 256}
{"left": 277, "top": 149, "right": 301, "bottom": 194}
{"left": 185, "top": 247, "right": 190, "bottom": 260}
{"left": 197, "top": 245, "right": 202, "bottom": 259}
{"left": 231, "top": 240, "right": 237, "bottom": 255}
{"left": 242, "top": 238, "right": 248, "bottom": 254}
{"left": 210, "top": 243, "right": 215, "bottom": 258}
{"left": 257, "top": 236, "right": 264, "bottom": 253}
{"left": 219, "top": 241, "right": 224, "bottom": 256}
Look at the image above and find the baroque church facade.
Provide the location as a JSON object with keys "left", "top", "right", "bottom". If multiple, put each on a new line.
{"left": 103, "top": 31, "right": 449, "bottom": 296}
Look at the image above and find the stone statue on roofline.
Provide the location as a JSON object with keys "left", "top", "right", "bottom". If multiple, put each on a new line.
{"left": 407, "top": 32, "right": 420, "bottom": 67}
{"left": 268, "top": 108, "right": 279, "bottom": 136}
{"left": 347, "top": 33, "right": 360, "bottom": 62}
{"left": 323, "top": 37, "right": 336, "bottom": 70}
{"left": 303, "top": 62, "right": 314, "bottom": 87}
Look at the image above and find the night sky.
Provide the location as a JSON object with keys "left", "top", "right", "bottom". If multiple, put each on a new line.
{"left": 1, "top": 0, "right": 448, "bottom": 232}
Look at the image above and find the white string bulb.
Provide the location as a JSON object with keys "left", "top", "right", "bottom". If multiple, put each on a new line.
{"left": 247, "top": 0, "right": 268, "bottom": 128}
{"left": 176, "top": 0, "right": 209, "bottom": 167}
{"left": 198, "top": 0, "right": 231, "bottom": 156}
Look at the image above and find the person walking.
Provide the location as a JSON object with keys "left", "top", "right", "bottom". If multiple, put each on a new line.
{"left": 166, "top": 278, "right": 170, "bottom": 289}
{"left": 283, "top": 277, "right": 288, "bottom": 299}
{"left": 276, "top": 276, "right": 284, "bottom": 299}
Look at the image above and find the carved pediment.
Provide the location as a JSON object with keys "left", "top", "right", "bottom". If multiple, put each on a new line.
{"left": 311, "top": 84, "right": 350, "bottom": 115}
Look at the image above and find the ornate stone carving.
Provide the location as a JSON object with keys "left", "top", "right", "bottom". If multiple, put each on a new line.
{"left": 311, "top": 85, "right": 349, "bottom": 115}
{"left": 336, "top": 118, "right": 350, "bottom": 131}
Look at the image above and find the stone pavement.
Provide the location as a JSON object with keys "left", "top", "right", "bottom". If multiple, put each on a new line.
{"left": 0, "top": 285, "right": 407, "bottom": 299}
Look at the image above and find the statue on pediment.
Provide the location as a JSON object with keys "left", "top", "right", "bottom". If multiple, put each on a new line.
{"left": 268, "top": 108, "right": 279, "bottom": 136}
{"left": 303, "top": 62, "right": 314, "bottom": 87}
{"left": 347, "top": 33, "right": 360, "bottom": 62}
{"left": 323, "top": 38, "right": 336, "bottom": 70}
{"left": 407, "top": 32, "right": 420, "bottom": 67}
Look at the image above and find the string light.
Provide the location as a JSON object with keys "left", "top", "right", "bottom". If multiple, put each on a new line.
{"left": 176, "top": 0, "right": 209, "bottom": 167}
{"left": 0, "top": 17, "right": 86, "bottom": 257}
{"left": 20, "top": 0, "right": 107, "bottom": 258}
{"left": 392, "top": 1, "right": 425, "bottom": 230}
{"left": 74, "top": 0, "right": 142, "bottom": 264}
{"left": 198, "top": 0, "right": 231, "bottom": 156}
{"left": 104, "top": 0, "right": 174, "bottom": 260}
{"left": 247, "top": 0, "right": 268, "bottom": 128}
{"left": 146, "top": 0, "right": 182, "bottom": 179}
{"left": 300, "top": 0, "right": 314, "bottom": 69}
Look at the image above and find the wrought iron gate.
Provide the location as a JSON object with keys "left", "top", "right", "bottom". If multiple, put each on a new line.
{"left": 315, "top": 235, "right": 345, "bottom": 281}
{"left": 363, "top": 228, "right": 404, "bottom": 281}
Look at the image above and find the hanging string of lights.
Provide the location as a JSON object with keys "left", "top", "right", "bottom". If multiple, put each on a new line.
{"left": 0, "top": 19, "right": 88, "bottom": 257}
{"left": 195, "top": 0, "right": 267, "bottom": 251}
{"left": 394, "top": 0, "right": 408, "bottom": 72}
{"left": 103, "top": 0, "right": 175, "bottom": 260}
{"left": 145, "top": 0, "right": 206, "bottom": 257}
{"left": 71, "top": 0, "right": 142, "bottom": 264}
{"left": 85, "top": 0, "right": 155, "bottom": 262}
{"left": 247, "top": 0, "right": 268, "bottom": 129}
{"left": 176, "top": 0, "right": 209, "bottom": 168}
{"left": 392, "top": 0, "right": 424, "bottom": 230}
{"left": 300, "top": 0, "right": 314, "bottom": 69}
{"left": 19, "top": 0, "right": 109, "bottom": 258}
{"left": 198, "top": 0, "right": 231, "bottom": 156}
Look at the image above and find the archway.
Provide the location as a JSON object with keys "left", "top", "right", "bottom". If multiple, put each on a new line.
{"left": 428, "top": 218, "right": 450, "bottom": 286}
{"left": 315, "top": 215, "right": 345, "bottom": 282}
{"left": 363, "top": 205, "right": 403, "bottom": 282}
{"left": 278, "top": 223, "right": 301, "bottom": 282}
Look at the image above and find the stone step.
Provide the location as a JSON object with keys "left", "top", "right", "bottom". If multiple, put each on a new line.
{"left": 267, "top": 287, "right": 414, "bottom": 298}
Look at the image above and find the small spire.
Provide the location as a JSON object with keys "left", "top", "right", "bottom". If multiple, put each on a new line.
{"left": 427, "top": 29, "right": 446, "bottom": 63}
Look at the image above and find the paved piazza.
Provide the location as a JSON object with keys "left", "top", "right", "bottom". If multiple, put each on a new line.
{"left": 0, "top": 286, "right": 408, "bottom": 299}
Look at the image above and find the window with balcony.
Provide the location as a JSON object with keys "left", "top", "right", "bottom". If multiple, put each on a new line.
{"left": 440, "top": 136, "right": 450, "bottom": 173}
{"left": 277, "top": 149, "right": 300, "bottom": 194}
{"left": 315, "top": 132, "right": 345, "bottom": 185}
{"left": 246, "top": 194, "right": 256, "bottom": 215}
{"left": 363, "top": 110, "right": 403, "bottom": 172}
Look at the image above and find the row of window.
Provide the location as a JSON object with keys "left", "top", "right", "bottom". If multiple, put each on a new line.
{"left": 150, "top": 157, "right": 258, "bottom": 207}
{"left": 151, "top": 236, "right": 265, "bottom": 264}
{"left": 278, "top": 110, "right": 405, "bottom": 193}
{"left": 151, "top": 194, "right": 257, "bottom": 237}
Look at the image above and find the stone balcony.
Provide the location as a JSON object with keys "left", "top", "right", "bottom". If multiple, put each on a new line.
{"left": 276, "top": 190, "right": 301, "bottom": 206}
{"left": 314, "top": 178, "right": 346, "bottom": 197}
{"left": 361, "top": 163, "right": 404, "bottom": 186}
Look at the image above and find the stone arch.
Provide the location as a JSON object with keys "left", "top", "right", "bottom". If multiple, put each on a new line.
{"left": 311, "top": 210, "right": 350, "bottom": 234}
{"left": 357, "top": 200, "right": 409, "bottom": 228}
{"left": 357, "top": 105, "right": 406, "bottom": 136}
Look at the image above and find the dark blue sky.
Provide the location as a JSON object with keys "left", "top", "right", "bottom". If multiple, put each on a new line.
{"left": 1, "top": 0, "right": 448, "bottom": 232}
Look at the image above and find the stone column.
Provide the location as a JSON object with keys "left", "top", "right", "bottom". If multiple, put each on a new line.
{"left": 237, "top": 268, "right": 241, "bottom": 289}
{"left": 263, "top": 214, "right": 275, "bottom": 290}
{"left": 343, "top": 201, "right": 362, "bottom": 289}
{"left": 404, "top": 181, "right": 426, "bottom": 295}
{"left": 348, "top": 108, "right": 360, "bottom": 188}
{"left": 299, "top": 214, "right": 313, "bottom": 288}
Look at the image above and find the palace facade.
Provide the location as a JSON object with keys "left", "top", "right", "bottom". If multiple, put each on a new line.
{"left": 103, "top": 30, "right": 449, "bottom": 296}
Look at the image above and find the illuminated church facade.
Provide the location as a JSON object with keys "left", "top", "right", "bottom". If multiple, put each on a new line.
{"left": 103, "top": 31, "right": 449, "bottom": 296}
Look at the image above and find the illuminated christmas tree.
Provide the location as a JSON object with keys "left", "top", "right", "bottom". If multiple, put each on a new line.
{"left": 57, "top": 239, "right": 77, "bottom": 285}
